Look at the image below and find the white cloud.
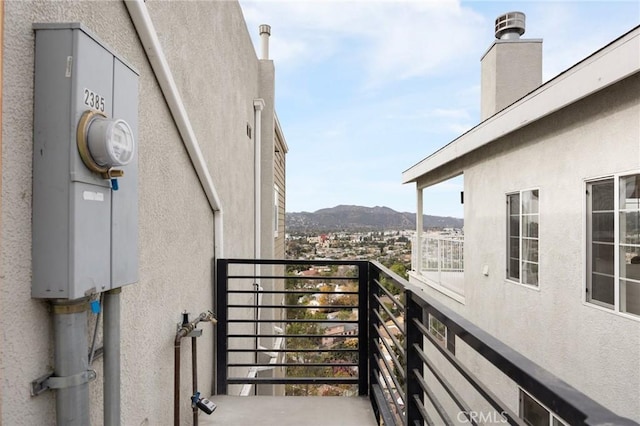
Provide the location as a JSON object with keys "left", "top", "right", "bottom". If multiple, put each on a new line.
{"left": 240, "top": 1, "right": 639, "bottom": 215}
{"left": 241, "top": 0, "right": 486, "bottom": 88}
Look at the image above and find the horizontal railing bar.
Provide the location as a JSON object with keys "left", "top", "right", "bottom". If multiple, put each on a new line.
{"left": 227, "top": 319, "right": 358, "bottom": 324}
{"left": 227, "top": 275, "right": 358, "bottom": 281}
{"left": 217, "top": 259, "right": 634, "bottom": 426}
{"left": 373, "top": 309, "right": 405, "bottom": 360}
{"left": 412, "top": 394, "right": 435, "bottom": 426}
{"left": 374, "top": 347, "right": 406, "bottom": 407}
{"left": 227, "top": 348, "right": 358, "bottom": 353}
{"left": 413, "top": 318, "right": 523, "bottom": 425}
{"left": 228, "top": 304, "right": 357, "bottom": 309}
{"left": 373, "top": 333, "right": 405, "bottom": 382}
{"left": 372, "top": 277, "right": 405, "bottom": 310}
{"left": 228, "top": 334, "right": 358, "bottom": 339}
{"left": 371, "top": 261, "right": 410, "bottom": 291}
{"left": 224, "top": 258, "right": 369, "bottom": 266}
{"left": 372, "top": 383, "right": 397, "bottom": 426}
{"left": 413, "top": 343, "right": 475, "bottom": 421}
{"left": 228, "top": 362, "right": 358, "bottom": 368}
{"left": 227, "top": 377, "right": 358, "bottom": 385}
{"left": 380, "top": 257, "right": 631, "bottom": 426}
{"left": 413, "top": 368, "right": 454, "bottom": 425}
{"left": 372, "top": 293, "right": 403, "bottom": 333}
{"left": 373, "top": 353, "right": 405, "bottom": 423}
{"left": 227, "top": 289, "right": 359, "bottom": 295}
{"left": 372, "top": 369, "right": 402, "bottom": 425}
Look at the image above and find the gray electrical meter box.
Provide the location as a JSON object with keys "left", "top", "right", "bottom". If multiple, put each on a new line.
{"left": 32, "top": 23, "right": 139, "bottom": 300}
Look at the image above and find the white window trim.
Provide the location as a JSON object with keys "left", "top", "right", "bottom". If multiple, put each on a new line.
{"left": 584, "top": 170, "right": 640, "bottom": 321}
{"left": 519, "top": 388, "right": 569, "bottom": 426}
{"left": 428, "top": 313, "right": 447, "bottom": 348}
{"left": 506, "top": 187, "right": 540, "bottom": 289}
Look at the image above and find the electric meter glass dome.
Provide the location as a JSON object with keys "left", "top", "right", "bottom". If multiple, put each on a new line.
{"left": 87, "top": 118, "right": 135, "bottom": 167}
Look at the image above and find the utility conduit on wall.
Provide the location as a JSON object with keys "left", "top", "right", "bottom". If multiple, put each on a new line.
{"left": 123, "top": 0, "right": 224, "bottom": 257}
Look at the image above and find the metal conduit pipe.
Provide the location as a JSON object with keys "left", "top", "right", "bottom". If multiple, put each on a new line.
{"left": 52, "top": 299, "right": 92, "bottom": 425}
{"left": 192, "top": 335, "right": 198, "bottom": 425}
{"left": 103, "top": 288, "right": 122, "bottom": 426}
{"left": 174, "top": 311, "right": 217, "bottom": 426}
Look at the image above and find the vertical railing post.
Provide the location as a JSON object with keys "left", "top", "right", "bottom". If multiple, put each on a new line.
{"left": 368, "top": 263, "right": 381, "bottom": 420}
{"left": 405, "top": 290, "right": 423, "bottom": 426}
{"left": 215, "top": 259, "right": 229, "bottom": 395}
{"left": 358, "top": 261, "right": 369, "bottom": 396}
{"left": 416, "top": 188, "right": 423, "bottom": 273}
{"left": 437, "top": 238, "right": 442, "bottom": 282}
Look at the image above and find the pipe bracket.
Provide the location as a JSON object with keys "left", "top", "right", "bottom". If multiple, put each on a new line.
{"left": 31, "top": 370, "right": 97, "bottom": 396}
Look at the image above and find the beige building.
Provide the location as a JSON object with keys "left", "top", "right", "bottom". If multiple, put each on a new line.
{"left": 1, "top": 1, "right": 285, "bottom": 424}
{"left": 404, "top": 14, "right": 640, "bottom": 423}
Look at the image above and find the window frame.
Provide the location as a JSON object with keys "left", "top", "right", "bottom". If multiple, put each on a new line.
{"left": 506, "top": 188, "right": 540, "bottom": 288}
{"left": 585, "top": 172, "right": 640, "bottom": 319}
{"left": 519, "top": 389, "right": 568, "bottom": 426}
{"left": 428, "top": 313, "right": 447, "bottom": 346}
{"left": 427, "top": 313, "right": 455, "bottom": 353}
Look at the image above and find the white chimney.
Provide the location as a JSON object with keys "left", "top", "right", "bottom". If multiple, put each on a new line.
{"left": 480, "top": 12, "right": 542, "bottom": 120}
{"left": 259, "top": 24, "right": 271, "bottom": 60}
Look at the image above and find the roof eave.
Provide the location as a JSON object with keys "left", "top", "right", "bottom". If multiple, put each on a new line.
{"left": 402, "top": 26, "right": 640, "bottom": 186}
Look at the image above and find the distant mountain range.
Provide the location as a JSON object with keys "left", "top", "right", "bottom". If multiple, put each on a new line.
{"left": 286, "top": 205, "right": 463, "bottom": 232}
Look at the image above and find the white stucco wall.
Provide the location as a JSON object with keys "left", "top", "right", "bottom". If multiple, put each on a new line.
{"left": 413, "top": 74, "right": 640, "bottom": 421}
{"left": 1, "top": 1, "right": 273, "bottom": 424}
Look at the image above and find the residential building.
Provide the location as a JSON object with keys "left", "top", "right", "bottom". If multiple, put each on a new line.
{"left": 1, "top": 1, "right": 285, "bottom": 424}
{"left": 403, "top": 13, "right": 640, "bottom": 422}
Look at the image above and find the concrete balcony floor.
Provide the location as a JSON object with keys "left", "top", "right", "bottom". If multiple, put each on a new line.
{"left": 199, "top": 395, "right": 377, "bottom": 426}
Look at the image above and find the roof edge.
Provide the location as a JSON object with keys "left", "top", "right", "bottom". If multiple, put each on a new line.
{"left": 403, "top": 25, "right": 640, "bottom": 185}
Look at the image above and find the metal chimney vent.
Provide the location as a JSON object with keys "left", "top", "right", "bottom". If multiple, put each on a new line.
{"left": 495, "top": 12, "right": 526, "bottom": 39}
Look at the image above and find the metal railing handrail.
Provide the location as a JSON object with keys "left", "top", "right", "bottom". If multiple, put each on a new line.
{"left": 216, "top": 258, "right": 637, "bottom": 426}
{"left": 367, "top": 260, "right": 637, "bottom": 426}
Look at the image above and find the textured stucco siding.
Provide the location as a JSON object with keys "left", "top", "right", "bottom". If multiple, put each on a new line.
{"left": 481, "top": 40, "right": 542, "bottom": 120}
{"left": 1, "top": 1, "right": 268, "bottom": 424}
{"left": 413, "top": 74, "right": 640, "bottom": 420}
{"left": 259, "top": 60, "right": 276, "bottom": 261}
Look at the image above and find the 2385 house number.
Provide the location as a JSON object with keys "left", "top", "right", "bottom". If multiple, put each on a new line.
{"left": 83, "top": 88, "right": 105, "bottom": 112}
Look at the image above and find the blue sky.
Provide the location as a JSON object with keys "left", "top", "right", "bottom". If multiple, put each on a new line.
{"left": 239, "top": 1, "right": 639, "bottom": 218}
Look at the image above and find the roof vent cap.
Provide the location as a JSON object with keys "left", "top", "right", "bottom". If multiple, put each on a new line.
{"left": 495, "top": 12, "right": 526, "bottom": 40}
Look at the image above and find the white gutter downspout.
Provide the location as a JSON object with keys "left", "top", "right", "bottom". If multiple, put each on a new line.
{"left": 254, "top": 99, "right": 264, "bottom": 264}
{"left": 250, "top": 99, "right": 265, "bottom": 396}
{"left": 124, "top": 0, "right": 224, "bottom": 257}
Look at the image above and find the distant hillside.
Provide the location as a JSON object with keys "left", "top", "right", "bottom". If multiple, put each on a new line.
{"left": 286, "top": 205, "right": 463, "bottom": 232}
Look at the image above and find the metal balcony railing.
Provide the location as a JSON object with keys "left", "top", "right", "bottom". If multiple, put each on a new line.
{"left": 412, "top": 235, "right": 465, "bottom": 295}
{"left": 215, "top": 259, "right": 636, "bottom": 426}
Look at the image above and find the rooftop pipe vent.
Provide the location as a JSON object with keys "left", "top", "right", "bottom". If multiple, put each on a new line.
{"left": 259, "top": 24, "right": 271, "bottom": 60}
{"left": 259, "top": 24, "right": 271, "bottom": 36}
{"left": 495, "top": 12, "right": 526, "bottom": 39}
